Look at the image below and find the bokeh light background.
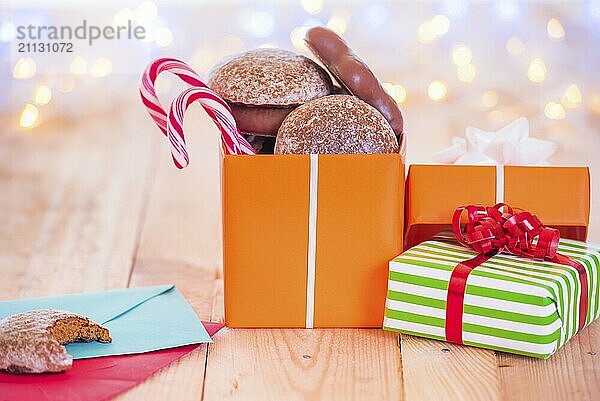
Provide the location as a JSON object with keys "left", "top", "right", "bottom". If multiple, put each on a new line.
{"left": 1, "top": 0, "right": 600, "bottom": 233}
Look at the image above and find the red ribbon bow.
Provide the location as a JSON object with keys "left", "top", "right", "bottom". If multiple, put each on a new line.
{"left": 445, "top": 203, "right": 589, "bottom": 344}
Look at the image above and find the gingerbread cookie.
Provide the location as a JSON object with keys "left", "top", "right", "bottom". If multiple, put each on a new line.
{"left": 0, "top": 309, "right": 111, "bottom": 374}
{"left": 207, "top": 48, "right": 333, "bottom": 137}
{"left": 275, "top": 95, "right": 398, "bottom": 154}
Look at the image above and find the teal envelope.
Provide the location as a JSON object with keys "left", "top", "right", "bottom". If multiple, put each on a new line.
{"left": 0, "top": 285, "right": 212, "bottom": 359}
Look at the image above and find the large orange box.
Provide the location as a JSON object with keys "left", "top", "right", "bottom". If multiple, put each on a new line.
{"left": 404, "top": 164, "right": 590, "bottom": 249}
{"left": 222, "top": 151, "right": 405, "bottom": 328}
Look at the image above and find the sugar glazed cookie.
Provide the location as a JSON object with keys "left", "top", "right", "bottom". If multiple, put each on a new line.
{"left": 275, "top": 95, "right": 398, "bottom": 154}
{"left": 207, "top": 48, "right": 333, "bottom": 137}
{"left": 0, "top": 309, "right": 111, "bottom": 374}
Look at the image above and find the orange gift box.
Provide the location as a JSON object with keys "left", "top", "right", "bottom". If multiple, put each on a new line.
{"left": 405, "top": 164, "right": 590, "bottom": 250}
{"left": 222, "top": 150, "right": 405, "bottom": 328}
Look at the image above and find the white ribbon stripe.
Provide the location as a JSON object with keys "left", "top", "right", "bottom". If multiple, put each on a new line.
{"left": 305, "top": 154, "right": 318, "bottom": 329}
{"left": 496, "top": 165, "right": 504, "bottom": 204}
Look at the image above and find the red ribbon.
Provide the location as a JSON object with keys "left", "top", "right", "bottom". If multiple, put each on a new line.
{"left": 446, "top": 203, "right": 589, "bottom": 344}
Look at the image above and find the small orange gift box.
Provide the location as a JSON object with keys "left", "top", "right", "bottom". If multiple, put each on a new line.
{"left": 222, "top": 150, "right": 405, "bottom": 328}
{"left": 405, "top": 164, "right": 590, "bottom": 250}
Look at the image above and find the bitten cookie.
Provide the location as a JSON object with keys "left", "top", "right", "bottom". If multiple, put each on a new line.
{"left": 0, "top": 309, "right": 111, "bottom": 374}
{"left": 304, "top": 26, "right": 404, "bottom": 137}
{"left": 274, "top": 95, "right": 398, "bottom": 154}
{"left": 207, "top": 48, "right": 333, "bottom": 137}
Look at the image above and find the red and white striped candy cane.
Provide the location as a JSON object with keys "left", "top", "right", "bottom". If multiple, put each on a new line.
{"left": 140, "top": 57, "right": 254, "bottom": 168}
{"left": 168, "top": 86, "right": 256, "bottom": 163}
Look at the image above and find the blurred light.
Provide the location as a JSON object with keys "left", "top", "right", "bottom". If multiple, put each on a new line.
{"left": 457, "top": 64, "right": 476, "bottom": 82}
{"left": 112, "top": 7, "right": 135, "bottom": 27}
{"left": 590, "top": 93, "right": 600, "bottom": 114}
{"left": 135, "top": 1, "right": 158, "bottom": 23}
{"left": 90, "top": 57, "right": 112, "bottom": 78}
{"left": 365, "top": 4, "right": 388, "bottom": 27}
{"left": 547, "top": 18, "right": 565, "bottom": 40}
{"left": 19, "top": 104, "right": 40, "bottom": 128}
{"left": 34, "top": 85, "right": 52, "bottom": 105}
{"left": 153, "top": 16, "right": 168, "bottom": 28}
{"left": 382, "top": 82, "right": 407, "bottom": 105}
{"left": 418, "top": 15, "right": 449, "bottom": 43}
{"left": 430, "top": 15, "right": 450, "bottom": 36}
{"left": 220, "top": 34, "right": 245, "bottom": 54}
{"left": 544, "top": 101, "right": 565, "bottom": 120}
{"left": 443, "top": 0, "right": 468, "bottom": 18}
{"left": 327, "top": 15, "right": 347, "bottom": 35}
{"left": 155, "top": 26, "right": 173, "bottom": 46}
{"left": 506, "top": 36, "right": 525, "bottom": 55}
{"left": 418, "top": 21, "right": 436, "bottom": 44}
{"left": 301, "top": 0, "right": 323, "bottom": 15}
{"left": 290, "top": 26, "right": 309, "bottom": 50}
{"left": 487, "top": 110, "right": 504, "bottom": 125}
{"left": 451, "top": 44, "right": 472, "bottom": 66}
{"left": 589, "top": 1, "right": 600, "bottom": 19}
{"left": 0, "top": 21, "right": 16, "bottom": 42}
{"left": 13, "top": 57, "right": 36, "bottom": 79}
{"left": 139, "top": 23, "right": 155, "bottom": 43}
{"left": 481, "top": 90, "right": 499, "bottom": 109}
{"left": 69, "top": 57, "right": 87, "bottom": 75}
{"left": 58, "top": 76, "right": 76, "bottom": 93}
{"left": 494, "top": 0, "right": 520, "bottom": 20}
{"left": 527, "top": 58, "right": 546, "bottom": 83}
{"left": 190, "top": 48, "right": 213, "bottom": 72}
{"left": 562, "top": 84, "right": 582, "bottom": 108}
{"left": 428, "top": 80, "right": 448, "bottom": 101}
{"left": 247, "top": 11, "right": 275, "bottom": 38}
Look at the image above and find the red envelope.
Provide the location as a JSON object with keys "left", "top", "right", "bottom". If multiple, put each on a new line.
{"left": 0, "top": 321, "right": 224, "bottom": 401}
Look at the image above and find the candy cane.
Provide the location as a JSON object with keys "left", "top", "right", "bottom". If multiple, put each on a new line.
{"left": 140, "top": 57, "right": 254, "bottom": 168}
{"left": 168, "top": 87, "right": 256, "bottom": 165}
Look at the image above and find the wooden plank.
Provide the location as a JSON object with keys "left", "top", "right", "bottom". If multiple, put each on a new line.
{"left": 0, "top": 112, "right": 154, "bottom": 299}
{"left": 497, "top": 321, "right": 600, "bottom": 401}
{"left": 203, "top": 273, "right": 402, "bottom": 400}
{"left": 203, "top": 327, "right": 402, "bottom": 401}
{"left": 116, "top": 117, "right": 223, "bottom": 401}
{"left": 400, "top": 335, "right": 500, "bottom": 401}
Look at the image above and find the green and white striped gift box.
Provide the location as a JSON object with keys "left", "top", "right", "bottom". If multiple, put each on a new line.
{"left": 383, "top": 234, "right": 600, "bottom": 358}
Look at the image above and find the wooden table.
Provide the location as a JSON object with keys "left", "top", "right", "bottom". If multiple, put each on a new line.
{"left": 1, "top": 95, "right": 599, "bottom": 401}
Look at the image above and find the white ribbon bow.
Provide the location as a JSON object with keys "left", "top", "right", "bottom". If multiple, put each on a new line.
{"left": 432, "top": 117, "right": 557, "bottom": 165}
